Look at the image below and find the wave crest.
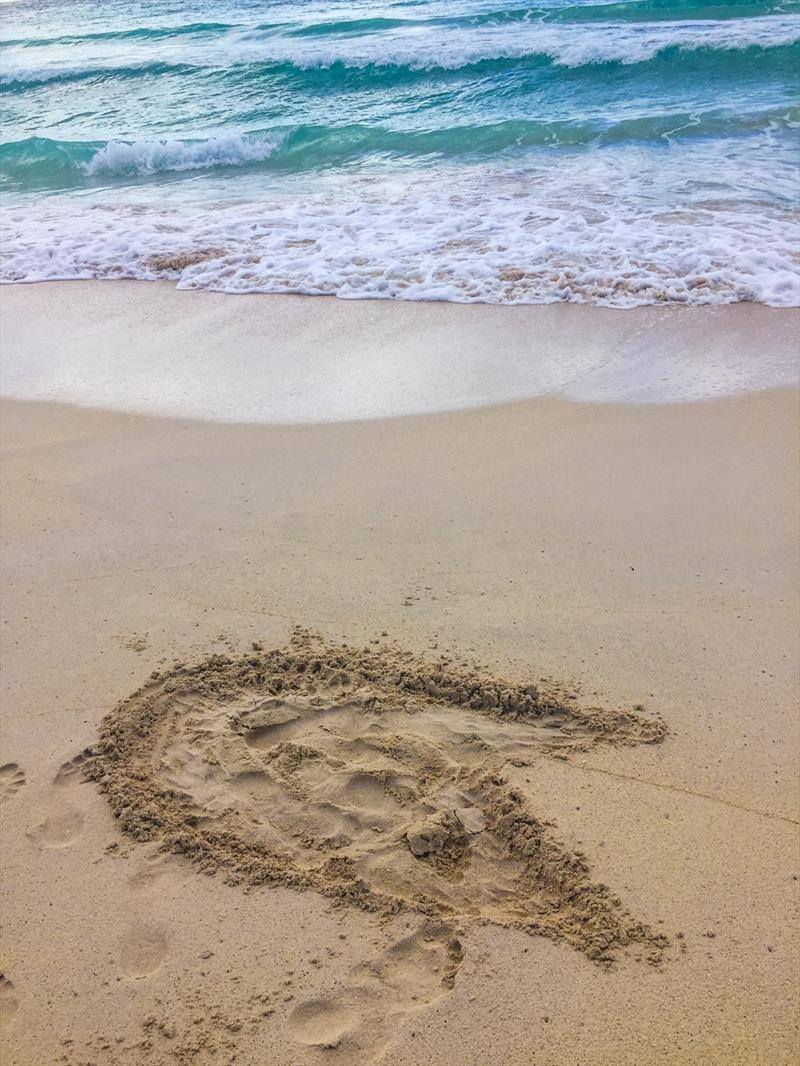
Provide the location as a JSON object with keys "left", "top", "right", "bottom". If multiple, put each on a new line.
{"left": 3, "top": 109, "right": 798, "bottom": 191}
{"left": 83, "top": 134, "right": 282, "bottom": 176}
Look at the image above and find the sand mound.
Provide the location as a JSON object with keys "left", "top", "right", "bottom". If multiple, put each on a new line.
{"left": 83, "top": 630, "right": 668, "bottom": 970}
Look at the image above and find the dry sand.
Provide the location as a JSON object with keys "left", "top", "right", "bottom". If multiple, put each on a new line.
{"left": 0, "top": 293, "right": 799, "bottom": 1065}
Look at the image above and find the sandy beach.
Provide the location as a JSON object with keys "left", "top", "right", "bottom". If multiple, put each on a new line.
{"left": 0, "top": 286, "right": 799, "bottom": 1065}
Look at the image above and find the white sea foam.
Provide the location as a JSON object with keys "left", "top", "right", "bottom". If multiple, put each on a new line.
{"left": 2, "top": 151, "right": 798, "bottom": 307}
{"left": 83, "top": 134, "right": 281, "bottom": 176}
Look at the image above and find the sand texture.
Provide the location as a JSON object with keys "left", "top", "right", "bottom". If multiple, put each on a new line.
{"left": 0, "top": 303, "right": 798, "bottom": 1064}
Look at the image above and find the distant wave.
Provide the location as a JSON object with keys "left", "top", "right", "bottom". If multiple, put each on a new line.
{"left": 0, "top": 21, "right": 234, "bottom": 48}
{"left": 0, "top": 60, "right": 194, "bottom": 91}
{"left": 265, "top": 17, "right": 800, "bottom": 70}
{"left": 492, "top": 0, "right": 799, "bottom": 24}
{"left": 3, "top": 0, "right": 796, "bottom": 50}
{"left": 2, "top": 15, "right": 798, "bottom": 92}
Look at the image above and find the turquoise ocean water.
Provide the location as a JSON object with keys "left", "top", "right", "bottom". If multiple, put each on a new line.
{"left": 1, "top": 0, "right": 798, "bottom": 304}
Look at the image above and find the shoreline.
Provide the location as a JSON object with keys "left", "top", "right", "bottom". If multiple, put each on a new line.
{"left": 1, "top": 281, "right": 798, "bottom": 424}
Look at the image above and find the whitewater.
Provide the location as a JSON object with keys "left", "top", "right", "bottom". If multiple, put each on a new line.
{"left": 1, "top": 0, "right": 798, "bottom": 306}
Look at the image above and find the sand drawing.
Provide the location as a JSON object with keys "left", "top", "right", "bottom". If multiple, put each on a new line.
{"left": 77, "top": 629, "right": 668, "bottom": 988}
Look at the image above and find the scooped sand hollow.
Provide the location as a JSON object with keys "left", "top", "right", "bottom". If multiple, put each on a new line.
{"left": 81, "top": 629, "right": 669, "bottom": 975}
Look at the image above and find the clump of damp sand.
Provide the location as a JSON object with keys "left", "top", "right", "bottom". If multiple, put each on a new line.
{"left": 81, "top": 628, "right": 669, "bottom": 969}
{"left": 144, "top": 248, "right": 226, "bottom": 273}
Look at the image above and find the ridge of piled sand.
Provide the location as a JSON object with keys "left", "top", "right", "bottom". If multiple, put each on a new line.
{"left": 83, "top": 630, "right": 668, "bottom": 976}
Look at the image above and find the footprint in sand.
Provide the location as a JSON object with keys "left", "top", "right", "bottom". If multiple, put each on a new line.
{"left": 354, "top": 922, "right": 463, "bottom": 1003}
{"left": 28, "top": 807, "right": 84, "bottom": 848}
{"left": 27, "top": 751, "right": 93, "bottom": 849}
{"left": 54, "top": 748, "right": 94, "bottom": 786}
{"left": 290, "top": 920, "right": 461, "bottom": 1059}
{"left": 0, "top": 974, "right": 19, "bottom": 1027}
{"left": 289, "top": 999, "right": 360, "bottom": 1050}
{"left": 127, "top": 847, "right": 173, "bottom": 891}
{"left": 0, "top": 764, "right": 26, "bottom": 805}
{"left": 120, "top": 925, "right": 168, "bottom": 979}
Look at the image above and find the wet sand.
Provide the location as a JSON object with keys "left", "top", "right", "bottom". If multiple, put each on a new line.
{"left": 2, "top": 282, "right": 799, "bottom": 420}
{"left": 0, "top": 305, "right": 798, "bottom": 1063}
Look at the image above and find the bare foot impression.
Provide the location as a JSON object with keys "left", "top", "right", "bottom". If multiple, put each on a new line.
{"left": 120, "top": 924, "right": 168, "bottom": 979}
{"left": 287, "top": 917, "right": 464, "bottom": 1058}
{"left": 0, "top": 973, "right": 19, "bottom": 1028}
{"left": 0, "top": 764, "right": 25, "bottom": 805}
{"left": 28, "top": 808, "right": 84, "bottom": 849}
{"left": 289, "top": 998, "right": 360, "bottom": 1050}
{"left": 76, "top": 629, "right": 668, "bottom": 1056}
{"left": 27, "top": 752, "right": 88, "bottom": 849}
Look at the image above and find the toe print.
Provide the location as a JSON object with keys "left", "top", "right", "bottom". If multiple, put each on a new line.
{"left": 0, "top": 764, "right": 25, "bottom": 805}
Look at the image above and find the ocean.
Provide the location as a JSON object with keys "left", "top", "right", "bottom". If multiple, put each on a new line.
{"left": 1, "top": 0, "right": 799, "bottom": 306}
